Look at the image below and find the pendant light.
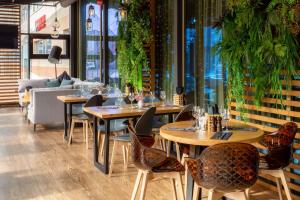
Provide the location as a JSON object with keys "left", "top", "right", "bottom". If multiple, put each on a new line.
{"left": 86, "top": 17, "right": 93, "bottom": 30}
{"left": 51, "top": 5, "right": 60, "bottom": 38}
{"left": 118, "top": 0, "right": 129, "bottom": 21}
{"left": 88, "top": 4, "right": 95, "bottom": 17}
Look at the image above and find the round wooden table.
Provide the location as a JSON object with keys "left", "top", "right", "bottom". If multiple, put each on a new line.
{"left": 160, "top": 120, "right": 264, "bottom": 146}
{"left": 159, "top": 120, "right": 264, "bottom": 200}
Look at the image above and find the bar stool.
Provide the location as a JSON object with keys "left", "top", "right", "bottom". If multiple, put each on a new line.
{"left": 129, "top": 126, "right": 185, "bottom": 200}
{"left": 257, "top": 122, "right": 297, "bottom": 200}
{"left": 187, "top": 142, "right": 259, "bottom": 200}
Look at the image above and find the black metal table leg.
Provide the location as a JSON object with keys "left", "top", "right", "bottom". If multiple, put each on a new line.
{"left": 168, "top": 113, "right": 174, "bottom": 123}
{"left": 93, "top": 117, "right": 110, "bottom": 174}
{"left": 69, "top": 103, "right": 73, "bottom": 133}
{"left": 63, "top": 103, "right": 68, "bottom": 140}
{"left": 186, "top": 145, "right": 203, "bottom": 200}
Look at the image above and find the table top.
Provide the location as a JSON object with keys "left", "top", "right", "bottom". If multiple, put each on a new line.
{"left": 57, "top": 95, "right": 89, "bottom": 103}
{"left": 83, "top": 105, "right": 183, "bottom": 119}
{"left": 160, "top": 121, "right": 264, "bottom": 146}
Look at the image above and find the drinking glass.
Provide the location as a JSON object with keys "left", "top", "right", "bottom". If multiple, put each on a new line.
{"left": 192, "top": 106, "right": 200, "bottom": 129}
{"left": 160, "top": 91, "right": 166, "bottom": 106}
{"left": 220, "top": 106, "right": 230, "bottom": 131}
{"left": 150, "top": 91, "right": 155, "bottom": 106}
{"left": 128, "top": 93, "right": 135, "bottom": 109}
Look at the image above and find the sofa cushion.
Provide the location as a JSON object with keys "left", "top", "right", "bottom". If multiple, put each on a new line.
{"left": 57, "top": 71, "right": 71, "bottom": 83}
{"left": 18, "top": 79, "right": 48, "bottom": 93}
{"left": 46, "top": 79, "right": 60, "bottom": 88}
{"left": 60, "top": 79, "right": 74, "bottom": 87}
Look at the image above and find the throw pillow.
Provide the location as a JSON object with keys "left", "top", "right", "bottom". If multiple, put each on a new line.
{"left": 60, "top": 79, "right": 74, "bottom": 86}
{"left": 46, "top": 79, "right": 60, "bottom": 88}
{"left": 57, "top": 71, "right": 71, "bottom": 83}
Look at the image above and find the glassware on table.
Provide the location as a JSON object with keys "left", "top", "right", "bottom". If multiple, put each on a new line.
{"left": 220, "top": 106, "right": 230, "bottom": 131}
{"left": 160, "top": 91, "right": 166, "bottom": 106}
{"left": 198, "top": 108, "right": 206, "bottom": 131}
{"left": 150, "top": 91, "right": 155, "bottom": 106}
{"left": 128, "top": 93, "right": 135, "bottom": 109}
{"left": 192, "top": 106, "right": 200, "bottom": 130}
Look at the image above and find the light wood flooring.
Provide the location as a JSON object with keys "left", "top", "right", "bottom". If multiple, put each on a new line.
{"left": 0, "top": 107, "right": 283, "bottom": 200}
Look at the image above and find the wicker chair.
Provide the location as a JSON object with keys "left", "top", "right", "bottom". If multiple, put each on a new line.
{"left": 69, "top": 95, "right": 104, "bottom": 149}
{"left": 187, "top": 143, "right": 259, "bottom": 200}
{"left": 258, "top": 122, "right": 297, "bottom": 200}
{"left": 109, "top": 107, "right": 156, "bottom": 175}
{"left": 129, "top": 126, "right": 185, "bottom": 200}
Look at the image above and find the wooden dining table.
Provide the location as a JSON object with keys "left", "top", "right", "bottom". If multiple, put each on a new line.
{"left": 83, "top": 105, "right": 183, "bottom": 174}
{"left": 160, "top": 120, "right": 264, "bottom": 200}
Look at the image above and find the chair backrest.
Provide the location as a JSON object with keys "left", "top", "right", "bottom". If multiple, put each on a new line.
{"left": 84, "top": 95, "right": 103, "bottom": 108}
{"left": 278, "top": 122, "right": 297, "bottom": 143}
{"left": 187, "top": 143, "right": 259, "bottom": 193}
{"left": 135, "top": 107, "right": 156, "bottom": 136}
{"left": 174, "top": 104, "right": 194, "bottom": 122}
{"left": 260, "top": 145, "right": 293, "bottom": 170}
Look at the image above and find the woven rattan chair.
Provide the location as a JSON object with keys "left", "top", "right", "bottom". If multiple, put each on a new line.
{"left": 258, "top": 122, "right": 297, "bottom": 200}
{"left": 69, "top": 95, "right": 104, "bottom": 149}
{"left": 109, "top": 107, "right": 156, "bottom": 175}
{"left": 129, "top": 126, "right": 185, "bottom": 200}
{"left": 187, "top": 143, "right": 259, "bottom": 200}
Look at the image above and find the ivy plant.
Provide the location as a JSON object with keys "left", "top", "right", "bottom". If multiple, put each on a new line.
{"left": 117, "top": 0, "right": 152, "bottom": 90}
{"left": 215, "top": 0, "right": 300, "bottom": 110}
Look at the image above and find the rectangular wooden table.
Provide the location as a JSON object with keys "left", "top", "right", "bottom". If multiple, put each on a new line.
{"left": 57, "top": 96, "right": 89, "bottom": 140}
{"left": 83, "top": 105, "right": 183, "bottom": 174}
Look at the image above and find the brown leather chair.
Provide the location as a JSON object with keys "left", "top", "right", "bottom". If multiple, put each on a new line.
{"left": 187, "top": 142, "right": 259, "bottom": 200}
{"left": 129, "top": 126, "right": 185, "bottom": 200}
{"left": 258, "top": 122, "right": 297, "bottom": 200}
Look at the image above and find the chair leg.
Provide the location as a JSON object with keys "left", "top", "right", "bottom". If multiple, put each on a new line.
{"left": 170, "top": 178, "right": 178, "bottom": 200}
{"left": 109, "top": 141, "right": 118, "bottom": 176}
{"left": 184, "top": 162, "right": 188, "bottom": 195}
{"left": 88, "top": 121, "right": 93, "bottom": 135}
{"left": 279, "top": 170, "right": 293, "bottom": 200}
{"left": 245, "top": 188, "right": 250, "bottom": 200}
{"left": 69, "top": 121, "right": 75, "bottom": 146}
{"left": 85, "top": 121, "right": 89, "bottom": 149}
{"left": 193, "top": 184, "right": 199, "bottom": 200}
{"left": 139, "top": 171, "right": 149, "bottom": 200}
{"left": 275, "top": 178, "right": 283, "bottom": 200}
{"left": 208, "top": 190, "right": 223, "bottom": 200}
{"left": 131, "top": 170, "right": 143, "bottom": 200}
{"left": 175, "top": 143, "right": 181, "bottom": 162}
{"left": 122, "top": 145, "right": 128, "bottom": 168}
{"left": 175, "top": 172, "right": 185, "bottom": 200}
{"left": 166, "top": 140, "right": 171, "bottom": 157}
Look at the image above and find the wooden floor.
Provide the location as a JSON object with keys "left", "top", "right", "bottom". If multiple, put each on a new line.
{"left": 0, "top": 107, "right": 281, "bottom": 200}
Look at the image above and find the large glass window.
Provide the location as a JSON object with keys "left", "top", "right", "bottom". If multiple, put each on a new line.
{"left": 21, "top": 3, "right": 71, "bottom": 79}
{"left": 184, "top": 0, "right": 226, "bottom": 106}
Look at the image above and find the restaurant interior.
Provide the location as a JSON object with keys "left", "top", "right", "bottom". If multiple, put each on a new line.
{"left": 0, "top": 0, "right": 300, "bottom": 199}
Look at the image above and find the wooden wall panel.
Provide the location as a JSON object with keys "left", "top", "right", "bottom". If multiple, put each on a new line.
{"left": 0, "top": 5, "right": 20, "bottom": 105}
{"left": 230, "top": 72, "right": 300, "bottom": 196}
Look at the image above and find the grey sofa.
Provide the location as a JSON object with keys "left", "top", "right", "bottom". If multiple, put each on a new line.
{"left": 27, "top": 88, "right": 80, "bottom": 131}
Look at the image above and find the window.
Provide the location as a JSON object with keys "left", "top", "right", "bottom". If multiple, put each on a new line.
{"left": 21, "top": 3, "right": 71, "bottom": 79}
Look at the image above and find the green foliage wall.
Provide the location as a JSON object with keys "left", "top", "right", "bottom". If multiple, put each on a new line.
{"left": 216, "top": 0, "right": 300, "bottom": 109}
{"left": 117, "top": 0, "right": 152, "bottom": 90}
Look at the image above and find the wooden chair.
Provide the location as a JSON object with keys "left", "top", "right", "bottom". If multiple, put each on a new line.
{"left": 258, "top": 122, "right": 297, "bottom": 200}
{"left": 129, "top": 126, "right": 185, "bottom": 200}
{"left": 109, "top": 107, "right": 156, "bottom": 175}
{"left": 68, "top": 95, "right": 103, "bottom": 149}
{"left": 186, "top": 142, "right": 259, "bottom": 200}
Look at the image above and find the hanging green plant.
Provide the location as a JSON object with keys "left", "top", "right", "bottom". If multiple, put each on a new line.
{"left": 215, "top": 0, "right": 300, "bottom": 111}
{"left": 117, "top": 0, "right": 152, "bottom": 91}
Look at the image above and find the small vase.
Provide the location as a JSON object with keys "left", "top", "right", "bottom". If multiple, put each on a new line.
{"left": 138, "top": 100, "right": 144, "bottom": 109}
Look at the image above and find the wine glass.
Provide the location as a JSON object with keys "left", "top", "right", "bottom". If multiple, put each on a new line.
{"left": 150, "top": 91, "right": 155, "bottom": 106}
{"left": 220, "top": 106, "right": 230, "bottom": 131}
{"left": 192, "top": 106, "right": 200, "bottom": 130}
{"left": 128, "top": 93, "right": 135, "bottom": 109}
{"left": 160, "top": 91, "right": 166, "bottom": 106}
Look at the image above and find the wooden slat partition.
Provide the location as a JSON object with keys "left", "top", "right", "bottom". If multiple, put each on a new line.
{"left": 230, "top": 72, "right": 300, "bottom": 196}
{"left": 0, "top": 5, "right": 20, "bottom": 105}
